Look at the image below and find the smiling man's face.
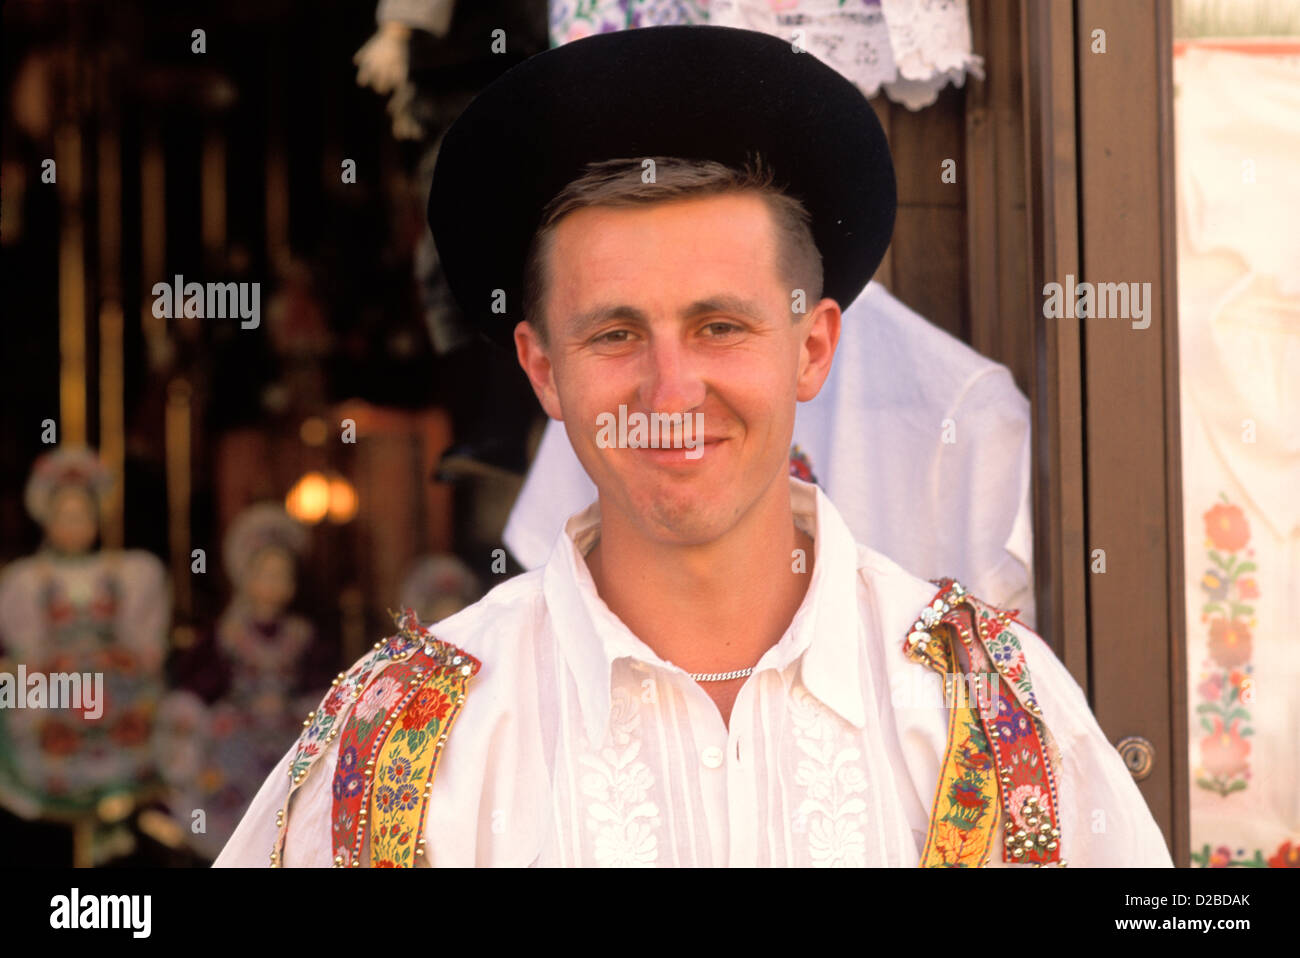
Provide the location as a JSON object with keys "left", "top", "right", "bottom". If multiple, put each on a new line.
{"left": 516, "top": 190, "right": 840, "bottom": 548}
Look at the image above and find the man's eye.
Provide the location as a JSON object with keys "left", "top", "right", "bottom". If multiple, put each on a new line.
{"left": 593, "top": 329, "right": 631, "bottom": 344}
{"left": 703, "top": 321, "right": 742, "bottom": 336}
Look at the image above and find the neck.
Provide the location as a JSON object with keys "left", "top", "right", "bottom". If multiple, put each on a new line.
{"left": 586, "top": 478, "right": 815, "bottom": 676}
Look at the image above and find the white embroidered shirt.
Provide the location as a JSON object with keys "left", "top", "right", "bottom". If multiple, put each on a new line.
{"left": 217, "top": 478, "right": 1172, "bottom": 867}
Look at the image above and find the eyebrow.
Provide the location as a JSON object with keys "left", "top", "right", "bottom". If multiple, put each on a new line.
{"left": 566, "top": 295, "right": 767, "bottom": 337}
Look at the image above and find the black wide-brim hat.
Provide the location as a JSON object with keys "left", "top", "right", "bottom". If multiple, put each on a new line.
{"left": 428, "top": 25, "right": 896, "bottom": 352}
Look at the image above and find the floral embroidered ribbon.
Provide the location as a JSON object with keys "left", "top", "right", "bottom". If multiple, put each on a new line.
{"left": 329, "top": 652, "right": 434, "bottom": 866}
{"left": 362, "top": 658, "right": 474, "bottom": 867}
{"left": 904, "top": 579, "right": 1064, "bottom": 867}
{"left": 269, "top": 609, "right": 480, "bottom": 867}
{"left": 915, "top": 611, "right": 1000, "bottom": 866}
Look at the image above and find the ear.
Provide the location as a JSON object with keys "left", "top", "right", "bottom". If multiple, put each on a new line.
{"left": 514, "top": 320, "right": 564, "bottom": 420}
{"left": 795, "top": 297, "right": 841, "bottom": 402}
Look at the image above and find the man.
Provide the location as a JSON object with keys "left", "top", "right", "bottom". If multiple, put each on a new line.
{"left": 508, "top": 7, "right": 1034, "bottom": 631}
{"left": 217, "top": 25, "right": 1171, "bottom": 867}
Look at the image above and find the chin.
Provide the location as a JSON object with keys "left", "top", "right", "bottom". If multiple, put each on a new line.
{"left": 628, "top": 484, "right": 733, "bottom": 544}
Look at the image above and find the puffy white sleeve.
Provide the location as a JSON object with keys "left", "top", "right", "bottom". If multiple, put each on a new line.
{"left": 0, "top": 558, "right": 46, "bottom": 663}
{"left": 112, "top": 550, "right": 171, "bottom": 673}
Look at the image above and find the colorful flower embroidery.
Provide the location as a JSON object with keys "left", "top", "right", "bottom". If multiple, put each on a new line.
{"left": 1199, "top": 717, "right": 1250, "bottom": 783}
{"left": 930, "top": 819, "right": 985, "bottom": 867}
{"left": 991, "top": 697, "right": 1031, "bottom": 745}
{"left": 928, "top": 715, "right": 995, "bottom": 848}
{"left": 981, "top": 622, "right": 1034, "bottom": 703}
{"left": 338, "top": 745, "right": 357, "bottom": 773}
{"left": 1007, "top": 784, "right": 1049, "bottom": 832}
{"left": 333, "top": 772, "right": 364, "bottom": 801}
{"left": 1187, "top": 839, "right": 1300, "bottom": 869}
{"left": 354, "top": 675, "right": 403, "bottom": 723}
{"left": 1204, "top": 502, "right": 1250, "bottom": 552}
{"left": 1267, "top": 840, "right": 1300, "bottom": 868}
{"left": 395, "top": 783, "right": 420, "bottom": 810}
{"left": 401, "top": 686, "right": 451, "bottom": 732}
{"left": 1195, "top": 493, "right": 1257, "bottom": 797}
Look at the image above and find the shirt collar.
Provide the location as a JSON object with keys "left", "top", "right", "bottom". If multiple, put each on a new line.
{"left": 542, "top": 476, "right": 869, "bottom": 747}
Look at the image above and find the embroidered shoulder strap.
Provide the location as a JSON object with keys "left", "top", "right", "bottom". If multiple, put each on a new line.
{"left": 269, "top": 609, "right": 480, "bottom": 867}
{"left": 903, "top": 579, "right": 1064, "bottom": 868}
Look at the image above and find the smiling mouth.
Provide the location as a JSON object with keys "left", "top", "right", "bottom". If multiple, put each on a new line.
{"left": 633, "top": 437, "right": 727, "bottom": 464}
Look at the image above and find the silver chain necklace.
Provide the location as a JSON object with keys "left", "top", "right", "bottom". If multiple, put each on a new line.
{"left": 689, "top": 666, "right": 755, "bottom": 682}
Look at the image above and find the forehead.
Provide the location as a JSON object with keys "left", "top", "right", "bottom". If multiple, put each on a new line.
{"left": 548, "top": 192, "right": 781, "bottom": 302}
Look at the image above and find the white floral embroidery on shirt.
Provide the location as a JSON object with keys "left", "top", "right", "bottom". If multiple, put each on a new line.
{"left": 790, "top": 682, "right": 869, "bottom": 866}
{"left": 578, "top": 686, "right": 662, "bottom": 866}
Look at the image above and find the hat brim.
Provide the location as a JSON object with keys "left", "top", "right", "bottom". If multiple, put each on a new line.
{"left": 428, "top": 25, "right": 896, "bottom": 352}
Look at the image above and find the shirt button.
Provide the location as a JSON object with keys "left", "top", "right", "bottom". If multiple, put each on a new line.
{"left": 700, "top": 746, "right": 724, "bottom": 769}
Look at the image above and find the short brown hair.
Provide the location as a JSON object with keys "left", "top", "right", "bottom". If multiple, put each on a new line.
{"left": 521, "top": 155, "right": 824, "bottom": 344}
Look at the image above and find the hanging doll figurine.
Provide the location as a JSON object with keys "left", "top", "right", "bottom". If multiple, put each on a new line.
{"left": 0, "top": 445, "right": 169, "bottom": 842}
{"left": 158, "top": 502, "right": 316, "bottom": 859}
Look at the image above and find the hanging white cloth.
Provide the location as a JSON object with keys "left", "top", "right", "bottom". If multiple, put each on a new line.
{"left": 547, "top": 0, "right": 984, "bottom": 109}
{"left": 1174, "top": 41, "right": 1300, "bottom": 868}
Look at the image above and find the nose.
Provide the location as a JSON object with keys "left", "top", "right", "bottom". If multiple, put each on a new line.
{"left": 637, "top": 333, "right": 705, "bottom": 415}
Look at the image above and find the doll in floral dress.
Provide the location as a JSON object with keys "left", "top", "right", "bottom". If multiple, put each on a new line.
{"left": 0, "top": 446, "right": 169, "bottom": 839}
{"left": 157, "top": 503, "right": 317, "bottom": 859}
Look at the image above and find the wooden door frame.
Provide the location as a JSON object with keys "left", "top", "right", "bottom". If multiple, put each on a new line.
{"left": 1019, "top": 0, "right": 1190, "bottom": 864}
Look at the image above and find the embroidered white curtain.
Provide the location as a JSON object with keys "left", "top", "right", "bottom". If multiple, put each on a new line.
{"left": 1174, "top": 40, "right": 1300, "bottom": 869}
{"left": 548, "top": 0, "right": 984, "bottom": 110}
